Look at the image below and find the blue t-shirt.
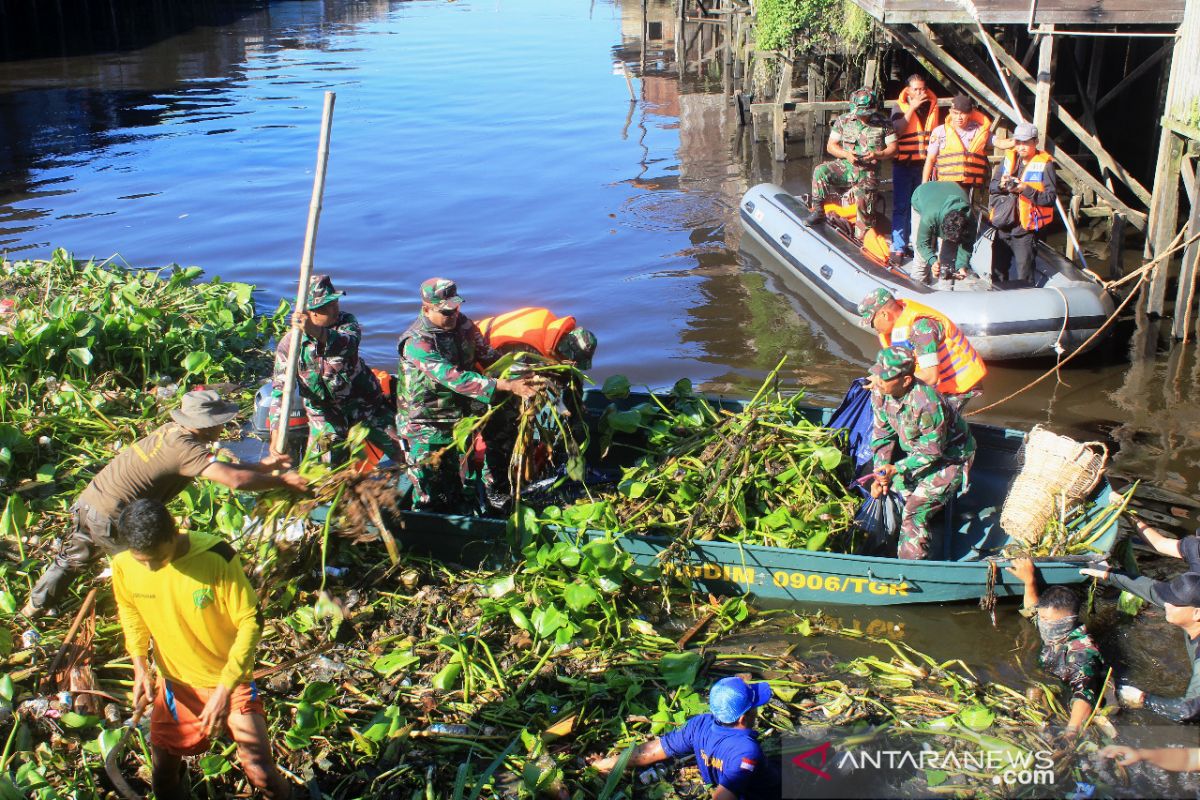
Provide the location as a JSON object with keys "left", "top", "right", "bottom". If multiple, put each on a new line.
{"left": 1180, "top": 535, "right": 1200, "bottom": 572}
{"left": 660, "top": 713, "right": 775, "bottom": 798}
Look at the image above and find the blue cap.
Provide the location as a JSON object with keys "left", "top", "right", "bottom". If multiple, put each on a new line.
{"left": 708, "top": 677, "right": 772, "bottom": 724}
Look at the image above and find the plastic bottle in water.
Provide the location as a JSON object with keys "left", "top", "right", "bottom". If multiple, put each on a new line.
{"left": 638, "top": 765, "right": 670, "bottom": 785}
{"left": 425, "top": 724, "right": 470, "bottom": 735}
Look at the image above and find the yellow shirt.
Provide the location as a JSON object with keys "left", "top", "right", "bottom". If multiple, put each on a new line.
{"left": 112, "top": 532, "right": 261, "bottom": 690}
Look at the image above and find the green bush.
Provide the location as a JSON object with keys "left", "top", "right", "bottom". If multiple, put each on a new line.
{"left": 755, "top": 0, "right": 876, "bottom": 55}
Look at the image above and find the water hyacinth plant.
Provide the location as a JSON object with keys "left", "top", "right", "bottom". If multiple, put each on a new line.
{"left": 0, "top": 253, "right": 1129, "bottom": 798}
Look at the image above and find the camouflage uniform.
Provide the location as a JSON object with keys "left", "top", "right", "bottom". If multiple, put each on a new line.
{"left": 397, "top": 279, "right": 501, "bottom": 512}
{"left": 1022, "top": 611, "right": 1104, "bottom": 709}
{"left": 812, "top": 91, "right": 897, "bottom": 235}
{"left": 269, "top": 275, "right": 398, "bottom": 462}
{"left": 869, "top": 347, "right": 975, "bottom": 560}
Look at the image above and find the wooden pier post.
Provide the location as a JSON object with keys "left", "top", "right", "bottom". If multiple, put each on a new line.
{"left": 807, "top": 61, "right": 826, "bottom": 158}
{"left": 1174, "top": 161, "right": 1200, "bottom": 339}
{"left": 1033, "top": 29, "right": 1055, "bottom": 153}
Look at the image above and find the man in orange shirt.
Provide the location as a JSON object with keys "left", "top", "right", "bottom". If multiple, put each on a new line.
{"left": 112, "top": 499, "right": 289, "bottom": 799}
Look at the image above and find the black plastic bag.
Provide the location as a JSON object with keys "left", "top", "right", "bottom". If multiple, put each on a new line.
{"left": 854, "top": 485, "right": 905, "bottom": 557}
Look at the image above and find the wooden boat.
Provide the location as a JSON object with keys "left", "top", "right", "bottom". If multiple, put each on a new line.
{"left": 740, "top": 183, "right": 1117, "bottom": 361}
{"left": 370, "top": 391, "right": 1120, "bottom": 607}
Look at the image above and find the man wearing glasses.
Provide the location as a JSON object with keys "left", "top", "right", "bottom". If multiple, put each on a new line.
{"left": 396, "top": 278, "right": 537, "bottom": 511}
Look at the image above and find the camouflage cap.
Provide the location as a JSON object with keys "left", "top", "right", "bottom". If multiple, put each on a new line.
{"left": 556, "top": 327, "right": 597, "bottom": 370}
{"left": 870, "top": 345, "right": 916, "bottom": 381}
{"left": 306, "top": 274, "right": 345, "bottom": 309}
{"left": 850, "top": 87, "right": 879, "bottom": 111}
{"left": 856, "top": 287, "right": 895, "bottom": 323}
{"left": 420, "top": 278, "right": 464, "bottom": 311}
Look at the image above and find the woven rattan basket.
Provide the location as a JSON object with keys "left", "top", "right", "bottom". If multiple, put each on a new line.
{"left": 1001, "top": 426, "right": 1108, "bottom": 544}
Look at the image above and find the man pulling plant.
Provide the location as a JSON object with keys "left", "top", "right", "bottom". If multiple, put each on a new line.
{"left": 1080, "top": 565, "right": 1200, "bottom": 723}
{"left": 269, "top": 274, "right": 400, "bottom": 463}
{"left": 868, "top": 346, "right": 975, "bottom": 560}
{"left": 112, "top": 499, "right": 290, "bottom": 799}
{"left": 1006, "top": 558, "right": 1105, "bottom": 735}
{"left": 396, "top": 278, "right": 538, "bottom": 511}
{"left": 474, "top": 307, "right": 598, "bottom": 508}
{"left": 589, "top": 676, "right": 781, "bottom": 799}
{"left": 22, "top": 390, "right": 307, "bottom": 619}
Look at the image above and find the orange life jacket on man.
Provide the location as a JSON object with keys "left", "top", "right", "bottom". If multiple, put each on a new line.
{"left": 879, "top": 299, "right": 986, "bottom": 395}
{"left": 476, "top": 307, "right": 577, "bottom": 358}
{"left": 992, "top": 150, "right": 1055, "bottom": 232}
{"left": 935, "top": 111, "right": 991, "bottom": 186}
{"left": 894, "top": 88, "right": 940, "bottom": 163}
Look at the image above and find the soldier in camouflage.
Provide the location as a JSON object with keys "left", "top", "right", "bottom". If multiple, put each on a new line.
{"left": 801, "top": 87, "right": 898, "bottom": 238}
{"left": 396, "top": 278, "right": 538, "bottom": 512}
{"left": 868, "top": 346, "right": 975, "bottom": 560}
{"left": 1007, "top": 558, "right": 1105, "bottom": 735}
{"left": 269, "top": 275, "right": 399, "bottom": 463}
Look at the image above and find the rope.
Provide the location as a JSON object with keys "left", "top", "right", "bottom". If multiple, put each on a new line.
{"left": 1050, "top": 285, "right": 1070, "bottom": 385}
{"left": 966, "top": 227, "right": 1193, "bottom": 417}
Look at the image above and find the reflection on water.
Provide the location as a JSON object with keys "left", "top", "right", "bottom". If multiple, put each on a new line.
{"left": 3, "top": 0, "right": 1200, "bottom": 769}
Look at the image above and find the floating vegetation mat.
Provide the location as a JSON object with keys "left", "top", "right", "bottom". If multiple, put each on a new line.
{"left": 0, "top": 253, "right": 1141, "bottom": 798}
{"left": 556, "top": 371, "right": 861, "bottom": 553}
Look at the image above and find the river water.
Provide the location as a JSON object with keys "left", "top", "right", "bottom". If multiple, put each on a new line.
{"left": 2, "top": 0, "right": 1199, "bottom": 784}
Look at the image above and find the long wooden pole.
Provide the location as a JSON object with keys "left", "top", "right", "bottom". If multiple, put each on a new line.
{"left": 274, "top": 91, "right": 336, "bottom": 455}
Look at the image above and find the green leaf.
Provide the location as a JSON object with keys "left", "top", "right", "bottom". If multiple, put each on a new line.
{"left": 506, "top": 505, "right": 540, "bottom": 550}
{"left": 0, "top": 777, "right": 25, "bottom": 800}
{"left": 926, "top": 769, "right": 949, "bottom": 787}
{"left": 431, "top": 655, "right": 464, "bottom": 691}
{"left": 373, "top": 651, "right": 420, "bottom": 677}
{"left": 619, "top": 480, "right": 648, "bottom": 499}
{"left": 582, "top": 538, "right": 621, "bottom": 570}
{"left": 601, "top": 375, "right": 631, "bottom": 400}
{"left": 670, "top": 378, "right": 694, "bottom": 398}
{"left": 814, "top": 445, "right": 844, "bottom": 470}
{"left": 67, "top": 347, "right": 93, "bottom": 368}
{"left": 181, "top": 350, "right": 212, "bottom": 374}
{"left": 0, "top": 592, "right": 15, "bottom": 616}
{"left": 0, "top": 675, "right": 13, "bottom": 703}
{"left": 97, "top": 728, "right": 123, "bottom": 759}
{"left": 563, "top": 582, "right": 599, "bottom": 613}
{"left": 300, "top": 681, "right": 337, "bottom": 704}
{"left": 660, "top": 651, "right": 701, "bottom": 687}
{"left": 198, "top": 753, "right": 233, "bottom": 778}
{"left": 958, "top": 704, "right": 995, "bottom": 731}
{"left": 60, "top": 712, "right": 100, "bottom": 730}
{"left": 487, "top": 575, "right": 516, "bottom": 599}
{"left": 605, "top": 409, "right": 641, "bottom": 433}
{"left": 1117, "top": 590, "right": 1145, "bottom": 617}
{"left": 531, "top": 604, "right": 567, "bottom": 639}
{"left": 508, "top": 607, "right": 532, "bottom": 632}
{"left": 0, "top": 496, "right": 27, "bottom": 540}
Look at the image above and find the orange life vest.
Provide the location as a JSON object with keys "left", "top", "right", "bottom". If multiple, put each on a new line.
{"left": 992, "top": 150, "right": 1055, "bottom": 232}
{"left": 879, "top": 299, "right": 986, "bottom": 395}
{"left": 935, "top": 111, "right": 991, "bottom": 186}
{"left": 476, "top": 307, "right": 577, "bottom": 358}
{"left": 894, "top": 88, "right": 939, "bottom": 163}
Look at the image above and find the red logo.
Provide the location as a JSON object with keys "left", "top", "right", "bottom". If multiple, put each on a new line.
{"left": 792, "top": 741, "right": 833, "bottom": 780}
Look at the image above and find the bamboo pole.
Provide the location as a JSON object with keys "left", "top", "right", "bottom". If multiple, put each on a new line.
{"left": 274, "top": 91, "right": 336, "bottom": 456}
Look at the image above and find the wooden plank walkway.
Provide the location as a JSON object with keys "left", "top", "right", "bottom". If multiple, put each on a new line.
{"left": 849, "top": 0, "right": 1184, "bottom": 25}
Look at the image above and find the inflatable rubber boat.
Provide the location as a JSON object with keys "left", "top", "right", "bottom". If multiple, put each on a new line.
{"left": 739, "top": 183, "right": 1117, "bottom": 361}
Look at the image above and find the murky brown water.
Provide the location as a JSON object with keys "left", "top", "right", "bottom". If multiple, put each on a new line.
{"left": 3, "top": 0, "right": 1200, "bottom": 785}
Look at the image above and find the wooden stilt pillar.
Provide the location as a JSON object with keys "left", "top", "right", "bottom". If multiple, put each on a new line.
{"left": 1146, "top": 130, "right": 1185, "bottom": 315}
{"left": 1033, "top": 29, "right": 1055, "bottom": 153}
{"left": 807, "top": 61, "right": 826, "bottom": 158}
{"left": 1175, "top": 160, "right": 1200, "bottom": 339}
{"left": 773, "top": 57, "right": 793, "bottom": 161}
{"left": 1109, "top": 213, "right": 1127, "bottom": 280}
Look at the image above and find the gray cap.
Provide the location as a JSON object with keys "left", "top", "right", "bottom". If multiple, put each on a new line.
{"left": 1013, "top": 122, "right": 1038, "bottom": 142}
